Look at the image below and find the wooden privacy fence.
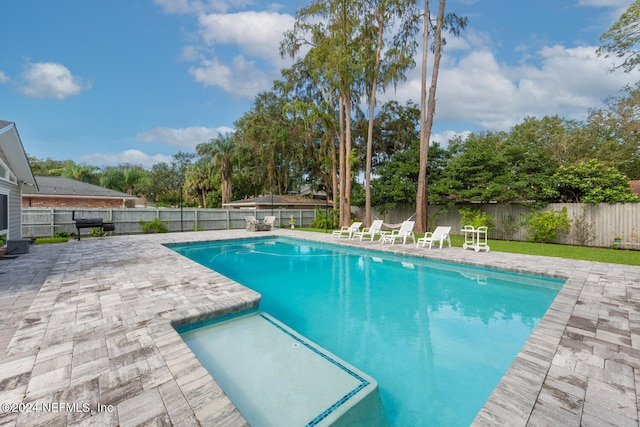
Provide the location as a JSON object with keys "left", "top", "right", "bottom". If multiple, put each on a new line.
{"left": 22, "top": 208, "right": 318, "bottom": 238}
{"left": 354, "top": 203, "right": 640, "bottom": 249}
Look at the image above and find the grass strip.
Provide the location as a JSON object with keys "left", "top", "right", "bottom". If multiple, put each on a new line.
{"left": 297, "top": 227, "right": 640, "bottom": 266}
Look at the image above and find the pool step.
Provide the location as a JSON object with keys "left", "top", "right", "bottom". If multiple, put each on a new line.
{"left": 179, "top": 312, "right": 388, "bottom": 427}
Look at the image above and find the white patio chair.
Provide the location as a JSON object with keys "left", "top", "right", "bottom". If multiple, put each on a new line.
{"left": 416, "top": 226, "right": 452, "bottom": 249}
{"left": 263, "top": 216, "right": 276, "bottom": 228}
{"left": 381, "top": 220, "right": 415, "bottom": 245}
{"left": 353, "top": 219, "right": 385, "bottom": 241}
{"left": 332, "top": 222, "right": 362, "bottom": 239}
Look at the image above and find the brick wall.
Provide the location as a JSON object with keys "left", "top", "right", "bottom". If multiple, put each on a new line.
{"left": 22, "top": 196, "right": 127, "bottom": 209}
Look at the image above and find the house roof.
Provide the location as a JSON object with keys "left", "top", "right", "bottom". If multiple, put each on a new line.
{"left": 0, "top": 120, "right": 38, "bottom": 191}
{"left": 223, "top": 194, "right": 333, "bottom": 208}
{"left": 23, "top": 176, "right": 136, "bottom": 199}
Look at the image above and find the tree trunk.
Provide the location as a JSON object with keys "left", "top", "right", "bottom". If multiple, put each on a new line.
{"left": 344, "top": 92, "right": 353, "bottom": 227}
{"left": 365, "top": 19, "right": 384, "bottom": 228}
{"left": 338, "top": 95, "right": 347, "bottom": 226}
{"left": 416, "top": 0, "right": 446, "bottom": 233}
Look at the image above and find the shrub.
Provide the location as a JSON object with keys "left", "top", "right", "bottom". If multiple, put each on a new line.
{"left": 524, "top": 208, "right": 570, "bottom": 243}
{"left": 459, "top": 207, "right": 495, "bottom": 233}
{"left": 310, "top": 208, "right": 337, "bottom": 229}
{"left": 140, "top": 217, "right": 169, "bottom": 233}
{"left": 570, "top": 207, "right": 595, "bottom": 246}
{"left": 54, "top": 231, "right": 70, "bottom": 238}
{"left": 497, "top": 214, "right": 519, "bottom": 240}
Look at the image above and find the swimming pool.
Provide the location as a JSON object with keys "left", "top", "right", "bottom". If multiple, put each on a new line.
{"left": 169, "top": 237, "right": 563, "bottom": 426}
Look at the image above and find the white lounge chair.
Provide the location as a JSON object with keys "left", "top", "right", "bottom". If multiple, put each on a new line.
{"left": 353, "top": 219, "right": 385, "bottom": 241}
{"left": 332, "top": 222, "right": 362, "bottom": 239}
{"left": 381, "top": 220, "right": 415, "bottom": 244}
{"left": 263, "top": 216, "right": 276, "bottom": 228}
{"left": 416, "top": 226, "right": 452, "bottom": 249}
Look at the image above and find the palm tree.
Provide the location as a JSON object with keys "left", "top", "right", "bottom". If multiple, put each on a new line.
{"left": 123, "top": 166, "right": 146, "bottom": 196}
{"left": 197, "top": 133, "right": 236, "bottom": 205}
{"left": 184, "top": 160, "right": 216, "bottom": 207}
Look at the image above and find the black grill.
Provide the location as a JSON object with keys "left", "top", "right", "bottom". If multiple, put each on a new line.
{"left": 72, "top": 212, "right": 115, "bottom": 240}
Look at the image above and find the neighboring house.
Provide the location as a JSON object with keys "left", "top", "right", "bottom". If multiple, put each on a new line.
{"left": 22, "top": 176, "right": 136, "bottom": 208}
{"left": 0, "top": 121, "right": 38, "bottom": 240}
{"left": 223, "top": 194, "right": 333, "bottom": 210}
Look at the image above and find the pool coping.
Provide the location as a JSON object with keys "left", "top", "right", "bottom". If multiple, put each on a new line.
{"left": 0, "top": 229, "right": 638, "bottom": 426}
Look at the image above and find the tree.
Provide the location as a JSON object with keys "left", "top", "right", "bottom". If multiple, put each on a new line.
{"left": 122, "top": 166, "right": 147, "bottom": 196}
{"left": 196, "top": 134, "right": 236, "bottom": 206}
{"left": 416, "top": 1, "right": 467, "bottom": 232}
{"left": 542, "top": 159, "right": 639, "bottom": 204}
{"left": 99, "top": 166, "right": 126, "bottom": 193}
{"left": 282, "top": 0, "right": 367, "bottom": 227}
{"left": 212, "top": 135, "right": 236, "bottom": 205}
{"left": 431, "top": 132, "right": 517, "bottom": 204}
{"left": 234, "top": 91, "right": 305, "bottom": 197}
{"left": 598, "top": 0, "right": 640, "bottom": 72}
{"left": 27, "top": 156, "right": 67, "bottom": 176}
{"left": 372, "top": 140, "right": 447, "bottom": 212}
{"left": 361, "top": 0, "right": 418, "bottom": 226}
{"left": 184, "top": 160, "right": 216, "bottom": 208}
{"left": 584, "top": 83, "right": 640, "bottom": 179}
{"left": 278, "top": 48, "right": 341, "bottom": 203}
{"left": 54, "top": 160, "right": 98, "bottom": 184}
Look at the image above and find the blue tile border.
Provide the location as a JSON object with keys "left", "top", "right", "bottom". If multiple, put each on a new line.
{"left": 259, "top": 314, "right": 371, "bottom": 427}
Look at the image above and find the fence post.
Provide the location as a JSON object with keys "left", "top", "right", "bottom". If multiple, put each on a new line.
{"left": 50, "top": 208, "right": 55, "bottom": 237}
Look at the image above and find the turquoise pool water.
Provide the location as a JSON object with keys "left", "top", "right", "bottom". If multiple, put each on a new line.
{"left": 169, "top": 237, "right": 563, "bottom": 426}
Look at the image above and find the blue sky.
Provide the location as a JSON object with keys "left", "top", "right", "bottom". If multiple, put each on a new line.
{"left": 1, "top": 0, "right": 638, "bottom": 168}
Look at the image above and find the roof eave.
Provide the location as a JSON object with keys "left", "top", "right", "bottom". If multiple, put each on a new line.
{"left": 0, "top": 122, "right": 39, "bottom": 191}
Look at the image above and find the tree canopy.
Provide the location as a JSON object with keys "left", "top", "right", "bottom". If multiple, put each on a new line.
{"left": 598, "top": 0, "right": 640, "bottom": 72}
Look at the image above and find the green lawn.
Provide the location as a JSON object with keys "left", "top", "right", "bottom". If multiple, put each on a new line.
{"left": 296, "top": 227, "right": 640, "bottom": 266}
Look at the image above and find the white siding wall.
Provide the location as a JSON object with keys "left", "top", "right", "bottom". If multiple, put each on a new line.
{"left": 0, "top": 145, "right": 22, "bottom": 239}
{"left": 0, "top": 178, "right": 20, "bottom": 239}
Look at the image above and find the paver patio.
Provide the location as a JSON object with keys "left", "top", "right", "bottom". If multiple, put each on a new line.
{"left": 0, "top": 229, "right": 638, "bottom": 426}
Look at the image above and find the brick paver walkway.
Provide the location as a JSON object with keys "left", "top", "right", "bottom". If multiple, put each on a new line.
{"left": 0, "top": 229, "right": 638, "bottom": 426}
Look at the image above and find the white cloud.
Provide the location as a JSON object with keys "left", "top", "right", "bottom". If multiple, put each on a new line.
{"left": 198, "top": 11, "right": 294, "bottom": 62}
{"left": 0, "top": 71, "right": 9, "bottom": 84}
{"left": 189, "top": 55, "right": 271, "bottom": 98}
{"left": 431, "top": 130, "right": 472, "bottom": 147}
{"left": 182, "top": 10, "right": 295, "bottom": 98}
{"left": 153, "top": 0, "right": 253, "bottom": 14}
{"left": 18, "top": 62, "right": 90, "bottom": 99}
{"left": 387, "top": 42, "right": 640, "bottom": 132}
{"left": 161, "top": 6, "right": 295, "bottom": 99}
{"left": 135, "top": 126, "right": 234, "bottom": 150}
{"left": 576, "top": 0, "right": 631, "bottom": 7}
{"left": 78, "top": 149, "right": 173, "bottom": 169}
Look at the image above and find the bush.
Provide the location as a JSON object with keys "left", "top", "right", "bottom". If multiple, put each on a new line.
{"left": 54, "top": 231, "right": 70, "bottom": 238}
{"left": 140, "top": 217, "right": 169, "bottom": 233}
{"left": 459, "top": 207, "right": 495, "bottom": 233}
{"left": 570, "top": 207, "right": 595, "bottom": 246}
{"left": 310, "top": 208, "right": 338, "bottom": 229}
{"left": 498, "top": 214, "right": 519, "bottom": 240}
{"left": 524, "top": 208, "right": 570, "bottom": 243}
